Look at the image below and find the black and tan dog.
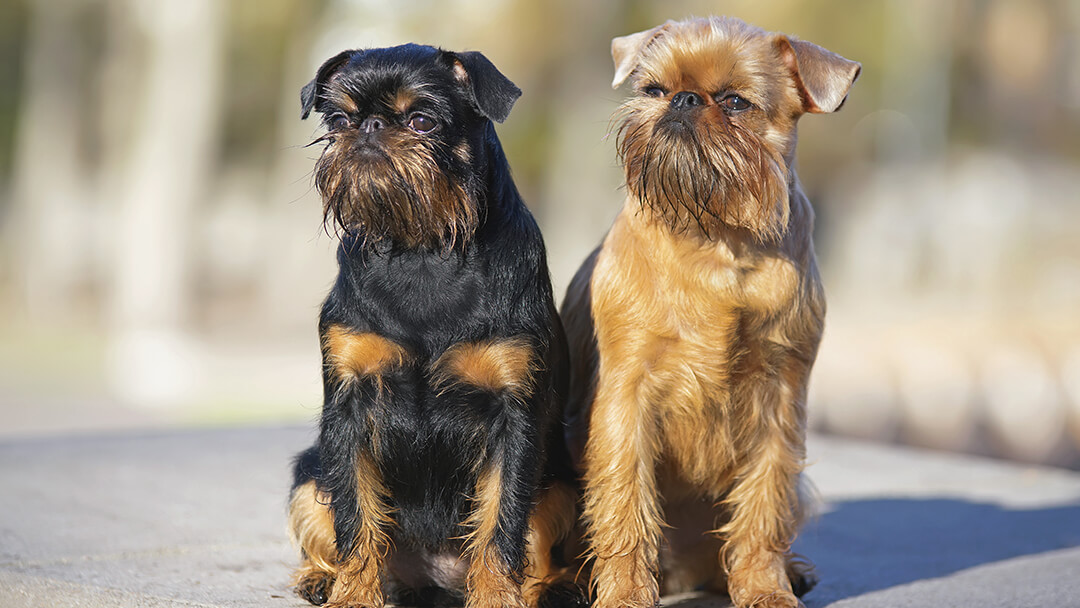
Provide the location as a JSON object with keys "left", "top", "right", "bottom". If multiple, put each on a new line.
{"left": 562, "top": 16, "right": 859, "bottom": 608}
{"left": 287, "top": 44, "right": 578, "bottom": 608}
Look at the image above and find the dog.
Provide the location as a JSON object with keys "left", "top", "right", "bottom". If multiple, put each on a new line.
{"left": 560, "top": 16, "right": 860, "bottom": 608}
{"left": 287, "top": 44, "right": 579, "bottom": 608}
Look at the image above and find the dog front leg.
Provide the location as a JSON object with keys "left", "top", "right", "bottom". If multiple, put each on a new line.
{"left": 433, "top": 338, "right": 545, "bottom": 608}
{"left": 463, "top": 410, "right": 540, "bottom": 608}
{"left": 521, "top": 480, "right": 580, "bottom": 608}
{"left": 582, "top": 361, "right": 662, "bottom": 608}
{"left": 317, "top": 379, "right": 396, "bottom": 608}
{"left": 315, "top": 327, "right": 406, "bottom": 608}
{"left": 719, "top": 366, "right": 811, "bottom": 608}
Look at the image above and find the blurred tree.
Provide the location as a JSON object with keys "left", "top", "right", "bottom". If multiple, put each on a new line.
{"left": 107, "top": 0, "right": 224, "bottom": 407}
{"left": 8, "top": 0, "right": 101, "bottom": 321}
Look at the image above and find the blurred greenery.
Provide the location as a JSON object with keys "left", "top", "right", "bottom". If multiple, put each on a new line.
{"left": 0, "top": 0, "right": 27, "bottom": 178}
{"left": 0, "top": 0, "right": 1078, "bottom": 466}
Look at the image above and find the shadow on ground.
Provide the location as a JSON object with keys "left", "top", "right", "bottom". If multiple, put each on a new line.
{"left": 654, "top": 497, "right": 1080, "bottom": 607}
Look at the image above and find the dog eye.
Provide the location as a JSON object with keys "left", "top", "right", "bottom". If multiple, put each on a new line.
{"left": 329, "top": 114, "right": 351, "bottom": 130}
{"left": 642, "top": 86, "right": 667, "bottom": 98}
{"left": 407, "top": 114, "right": 437, "bottom": 133}
{"left": 719, "top": 94, "right": 752, "bottom": 113}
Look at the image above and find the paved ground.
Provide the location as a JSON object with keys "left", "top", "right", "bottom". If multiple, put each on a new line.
{"left": 1, "top": 427, "right": 1079, "bottom": 607}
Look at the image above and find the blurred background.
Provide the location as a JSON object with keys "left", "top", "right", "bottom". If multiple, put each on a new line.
{"left": 0, "top": 0, "right": 1078, "bottom": 468}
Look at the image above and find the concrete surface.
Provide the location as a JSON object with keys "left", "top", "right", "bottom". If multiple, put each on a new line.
{"left": 1, "top": 427, "right": 1079, "bottom": 607}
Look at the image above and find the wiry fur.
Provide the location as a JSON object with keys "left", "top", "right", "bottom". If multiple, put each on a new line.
{"left": 306, "top": 47, "right": 483, "bottom": 250}
{"left": 287, "top": 44, "right": 584, "bottom": 608}
{"left": 614, "top": 95, "right": 788, "bottom": 241}
{"left": 562, "top": 16, "right": 859, "bottom": 608}
{"left": 313, "top": 118, "right": 477, "bottom": 250}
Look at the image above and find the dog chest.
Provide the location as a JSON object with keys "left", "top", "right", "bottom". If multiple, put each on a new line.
{"left": 348, "top": 250, "right": 486, "bottom": 327}
{"left": 598, "top": 212, "right": 806, "bottom": 335}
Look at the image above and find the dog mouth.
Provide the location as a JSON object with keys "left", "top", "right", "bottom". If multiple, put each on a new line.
{"left": 350, "top": 133, "right": 386, "bottom": 151}
{"left": 312, "top": 137, "right": 478, "bottom": 249}
{"left": 655, "top": 113, "right": 698, "bottom": 135}
{"left": 347, "top": 141, "right": 395, "bottom": 167}
{"left": 310, "top": 130, "right": 389, "bottom": 161}
{"left": 615, "top": 108, "right": 790, "bottom": 240}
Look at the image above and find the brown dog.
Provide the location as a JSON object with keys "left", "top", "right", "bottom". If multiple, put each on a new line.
{"left": 561, "top": 16, "right": 859, "bottom": 608}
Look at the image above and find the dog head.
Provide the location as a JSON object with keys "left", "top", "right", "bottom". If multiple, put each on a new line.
{"left": 611, "top": 16, "right": 860, "bottom": 241}
{"left": 301, "top": 44, "right": 521, "bottom": 249}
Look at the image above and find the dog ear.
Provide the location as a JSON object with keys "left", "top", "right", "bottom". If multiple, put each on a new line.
{"left": 301, "top": 50, "right": 356, "bottom": 119}
{"left": 449, "top": 51, "right": 522, "bottom": 124}
{"left": 776, "top": 36, "right": 861, "bottom": 114}
{"left": 611, "top": 23, "right": 670, "bottom": 89}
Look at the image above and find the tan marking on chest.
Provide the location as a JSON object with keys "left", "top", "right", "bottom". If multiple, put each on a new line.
{"left": 432, "top": 338, "right": 536, "bottom": 397}
{"left": 322, "top": 325, "right": 408, "bottom": 383}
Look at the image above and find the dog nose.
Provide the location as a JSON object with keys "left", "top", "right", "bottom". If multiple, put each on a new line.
{"left": 670, "top": 91, "right": 704, "bottom": 109}
{"left": 359, "top": 116, "right": 386, "bottom": 134}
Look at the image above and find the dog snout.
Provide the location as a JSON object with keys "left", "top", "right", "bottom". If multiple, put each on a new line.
{"left": 359, "top": 116, "right": 387, "bottom": 134}
{"left": 670, "top": 91, "right": 704, "bottom": 110}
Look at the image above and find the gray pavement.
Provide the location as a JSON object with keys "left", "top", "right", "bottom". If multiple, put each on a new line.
{"left": 1, "top": 427, "right": 1079, "bottom": 607}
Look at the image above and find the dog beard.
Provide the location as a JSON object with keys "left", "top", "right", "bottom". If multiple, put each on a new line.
{"left": 616, "top": 102, "right": 790, "bottom": 242}
{"left": 313, "top": 130, "right": 478, "bottom": 251}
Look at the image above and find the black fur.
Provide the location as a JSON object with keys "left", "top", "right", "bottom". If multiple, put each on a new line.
{"left": 301, "top": 45, "right": 520, "bottom": 124}
{"left": 290, "top": 44, "right": 576, "bottom": 607}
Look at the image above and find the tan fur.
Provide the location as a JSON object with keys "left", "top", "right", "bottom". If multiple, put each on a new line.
{"left": 460, "top": 465, "right": 579, "bottom": 608}
{"left": 565, "top": 16, "right": 857, "bottom": 608}
{"left": 288, "top": 456, "right": 394, "bottom": 608}
{"left": 433, "top": 338, "right": 536, "bottom": 397}
{"left": 292, "top": 325, "right": 405, "bottom": 606}
{"left": 322, "top": 324, "right": 408, "bottom": 390}
{"left": 324, "top": 455, "right": 394, "bottom": 608}
{"left": 316, "top": 79, "right": 478, "bottom": 249}
{"left": 389, "top": 89, "right": 417, "bottom": 115}
{"left": 329, "top": 90, "right": 359, "bottom": 115}
{"left": 454, "top": 142, "right": 473, "bottom": 164}
{"left": 522, "top": 482, "right": 579, "bottom": 606}
{"left": 288, "top": 480, "right": 337, "bottom": 600}
{"left": 452, "top": 60, "right": 469, "bottom": 83}
{"left": 612, "top": 18, "right": 803, "bottom": 242}
{"left": 463, "top": 465, "right": 528, "bottom": 608}
{"left": 299, "top": 330, "right": 571, "bottom": 607}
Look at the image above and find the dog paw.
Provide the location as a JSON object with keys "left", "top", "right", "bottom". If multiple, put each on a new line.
{"left": 742, "top": 591, "right": 802, "bottom": 608}
{"left": 319, "top": 571, "right": 386, "bottom": 608}
{"left": 592, "top": 593, "right": 659, "bottom": 608}
{"left": 322, "top": 599, "right": 382, "bottom": 608}
{"left": 295, "top": 572, "right": 333, "bottom": 606}
{"left": 788, "top": 568, "right": 817, "bottom": 598}
{"left": 785, "top": 555, "right": 817, "bottom": 598}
